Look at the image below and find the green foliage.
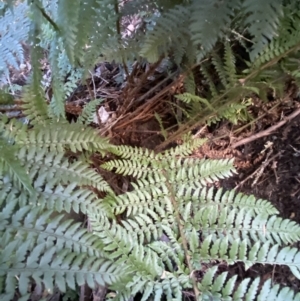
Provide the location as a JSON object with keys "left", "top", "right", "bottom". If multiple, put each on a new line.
{"left": 2, "top": 1, "right": 300, "bottom": 300}
{"left": 2, "top": 0, "right": 300, "bottom": 125}
{"left": 2, "top": 107, "right": 300, "bottom": 300}
{"left": 77, "top": 99, "right": 103, "bottom": 125}
{"left": 0, "top": 2, "right": 30, "bottom": 72}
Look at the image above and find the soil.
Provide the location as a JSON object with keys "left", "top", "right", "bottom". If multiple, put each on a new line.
{"left": 192, "top": 102, "right": 300, "bottom": 290}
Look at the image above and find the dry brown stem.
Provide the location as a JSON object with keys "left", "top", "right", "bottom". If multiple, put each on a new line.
{"left": 232, "top": 107, "right": 300, "bottom": 148}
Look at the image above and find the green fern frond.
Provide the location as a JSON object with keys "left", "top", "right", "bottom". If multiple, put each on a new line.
{"left": 224, "top": 41, "right": 237, "bottom": 86}
{"left": 185, "top": 187, "right": 279, "bottom": 216}
{"left": 154, "top": 112, "right": 168, "bottom": 140}
{"left": 150, "top": 236, "right": 185, "bottom": 272}
{"left": 0, "top": 242, "right": 121, "bottom": 300}
{"left": 200, "top": 63, "right": 218, "bottom": 97}
{"left": 243, "top": 0, "right": 283, "bottom": 61}
{"left": 183, "top": 70, "right": 196, "bottom": 94}
{"left": 157, "top": 136, "right": 206, "bottom": 158}
{"left": 207, "top": 102, "right": 250, "bottom": 126}
{"left": 0, "top": 2, "right": 29, "bottom": 71}
{"left": 140, "top": 5, "right": 190, "bottom": 63}
{"left": 121, "top": 214, "right": 163, "bottom": 244}
{"left": 15, "top": 122, "right": 111, "bottom": 154}
{"left": 250, "top": 9, "right": 300, "bottom": 69}
{"left": 109, "top": 145, "right": 156, "bottom": 160}
{"left": 82, "top": 0, "right": 118, "bottom": 71}
{"left": 74, "top": 0, "right": 100, "bottom": 62}
{"left": 0, "top": 139, "right": 33, "bottom": 193}
{"left": 175, "top": 93, "right": 215, "bottom": 112}
{"left": 199, "top": 235, "right": 300, "bottom": 278}
{"left": 199, "top": 267, "right": 300, "bottom": 301}
{"left": 77, "top": 99, "right": 103, "bottom": 124}
{"left": 211, "top": 51, "right": 228, "bottom": 88}
{"left": 49, "top": 38, "right": 67, "bottom": 120}
{"left": 103, "top": 151, "right": 235, "bottom": 188}
{"left": 56, "top": 0, "right": 80, "bottom": 64}
{"left": 0, "top": 176, "right": 100, "bottom": 215}
{"left": 17, "top": 147, "right": 111, "bottom": 193}
{"left": 0, "top": 205, "right": 104, "bottom": 258}
{"left": 198, "top": 207, "right": 300, "bottom": 246}
{"left": 90, "top": 214, "right": 163, "bottom": 278}
{"left": 21, "top": 44, "right": 49, "bottom": 124}
{"left": 190, "top": 0, "right": 240, "bottom": 59}
{"left": 101, "top": 159, "right": 236, "bottom": 218}
{"left": 100, "top": 36, "right": 141, "bottom": 64}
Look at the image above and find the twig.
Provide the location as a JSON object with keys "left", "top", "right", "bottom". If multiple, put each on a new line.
{"left": 235, "top": 152, "right": 281, "bottom": 189}
{"left": 135, "top": 70, "right": 178, "bottom": 103}
{"left": 232, "top": 107, "right": 300, "bottom": 148}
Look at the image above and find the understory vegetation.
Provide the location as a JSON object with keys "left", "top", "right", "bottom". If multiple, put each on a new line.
{"left": 1, "top": 1, "right": 300, "bottom": 300}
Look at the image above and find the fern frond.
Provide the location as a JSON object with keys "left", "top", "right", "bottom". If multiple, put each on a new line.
{"left": 121, "top": 213, "right": 164, "bottom": 244}
{"left": 0, "top": 205, "right": 104, "bottom": 258}
{"left": 17, "top": 147, "right": 111, "bottom": 193}
{"left": 0, "top": 242, "right": 121, "bottom": 299}
{"left": 49, "top": 37, "right": 67, "bottom": 120}
{"left": 243, "top": 0, "right": 283, "bottom": 60}
{"left": 0, "top": 2, "right": 30, "bottom": 71}
{"left": 185, "top": 187, "right": 279, "bottom": 216}
{"left": 183, "top": 70, "right": 196, "bottom": 94}
{"left": 198, "top": 207, "right": 300, "bottom": 246}
{"left": 199, "top": 235, "right": 300, "bottom": 279}
{"left": 0, "top": 139, "right": 33, "bottom": 193}
{"left": 207, "top": 102, "right": 250, "bottom": 126}
{"left": 150, "top": 235, "right": 184, "bottom": 273}
{"left": 15, "top": 122, "right": 111, "bottom": 154}
{"left": 56, "top": 0, "right": 80, "bottom": 64}
{"left": 223, "top": 41, "right": 237, "bottom": 86}
{"left": 90, "top": 214, "right": 163, "bottom": 280}
{"left": 21, "top": 39, "right": 49, "bottom": 124}
{"left": 82, "top": 0, "right": 118, "bottom": 71}
{"left": 110, "top": 145, "right": 157, "bottom": 160}
{"left": 175, "top": 93, "right": 214, "bottom": 112}
{"left": 77, "top": 99, "right": 103, "bottom": 124}
{"left": 1, "top": 177, "right": 100, "bottom": 215}
{"left": 199, "top": 267, "right": 300, "bottom": 301}
{"left": 99, "top": 36, "right": 141, "bottom": 64}
{"left": 140, "top": 5, "right": 190, "bottom": 62}
{"left": 190, "top": 0, "right": 240, "bottom": 59}
{"left": 250, "top": 9, "right": 300, "bottom": 69}
{"left": 200, "top": 63, "right": 218, "bottom": 97}
{"left": 211, "top": 51, "right": 228, "bottom": 88}
{"left": 74, "top": 0, "right": 100, "bottom": 62}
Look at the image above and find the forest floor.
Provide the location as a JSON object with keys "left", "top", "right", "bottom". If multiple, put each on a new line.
{"left": 4, "top": 58, "right": 300, "bottom": 297}
{"left": 64, "top": 61, "right": 300, "bottom": 291}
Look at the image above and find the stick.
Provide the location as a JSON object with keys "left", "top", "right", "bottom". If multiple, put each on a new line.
{"left": 232, "top": 107, "right": 300, "bottom": 148}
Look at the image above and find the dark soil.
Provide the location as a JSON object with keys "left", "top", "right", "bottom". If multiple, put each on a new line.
{"left": 221, "top": 113, "right": 300, "bottom": 290}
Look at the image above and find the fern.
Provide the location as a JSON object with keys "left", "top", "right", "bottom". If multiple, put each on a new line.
{"left": 2, "top": 1, "right": 300, "bottom": 300}
{"left": 99, "top": 143, "right": 300, "bottom": 300}
{"left": 198, "top": 268, "right": 300, "bottom": 301}
{"left": 21, "top": 39, "right": 49, "bottom": 125}
{"left": 190, "top": 0, "right": 240, "bottom": 59}
{"left": 140, "top": 4, "right": 190, "bottom": 63}
{"left": 56, "top": 0, "right": 80, "bottom": 65}
{"left": 0, "top": 2, "right": 30, "bottom": 72}
{"left": 243, "top": 0, "right": 284, "bottom": 61}
{"left": 0, "top": 139, "right": 33, "bottom": 193}
{"left": 2, "top": 129, "right": 300, "bottom": 300}
{"left": 77, "top": 99, "right": 103, "bottom": 124}
{"left": 13, "top": 121, "right": 111, "bottom": 154}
